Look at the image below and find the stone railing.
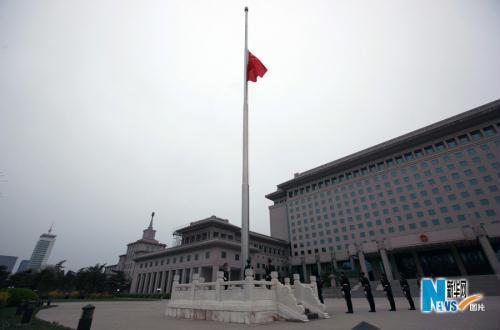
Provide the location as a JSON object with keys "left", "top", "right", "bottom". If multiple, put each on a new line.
{"left": 167, "top": 269, "right": 308, "bottom": 323}
{"left": 291, "top": 274, "right": 329, "bottom": 318}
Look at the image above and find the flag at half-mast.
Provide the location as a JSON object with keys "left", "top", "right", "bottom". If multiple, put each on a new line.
{"left": 247, "top": 52, "right": 267, "bottom": 82}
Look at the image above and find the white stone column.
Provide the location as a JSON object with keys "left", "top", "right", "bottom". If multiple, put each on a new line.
{"left": 130, "top": 273, "right": 138, "bottom": 294}
{"left": 160, "top": 271, "right": 167, "bottom": 293}
{"left": 215, "top": 271, "right": 223, "bottom": 301}
{"left": 450, "top": 245, "right": 467, "bottom": 276}
{"left": 243, "top": 268, "right": 254, "bottom": 301}
{"left": 380, "top": 248, "right": 393, "bottom": 280}
{"left": 177, "top": 269, "right": 183, "bottom": 284}
{"left": 131, "top": 273, "right": 139, "bottom": 294}
{"left": 190, "top": 273, "right": 199, "bottom": 300}
{"left": 189, "top": 268, "right": 194, "bottom": 283}
{"left": 159, "top": 271, "right": 165, "bottom": 292}
{"left": 166, "top": 270, "right": 174, "bottom": 294}
{"left": 331, "top": 253, "right": 339, "bottom": 271}
{"left": 302, "top": 263, "right": 308, "bottom": 281}
{"left": 154, "top": 272, "right": 161, "bottom": 294}
{"left": 212, "top": 265, "right": 219, "bottom": 282}
{"left": 390, "top": 254, "right": 400, "bottom": 279}
{"left": 478, "top": 235, "right": 500, "bottom": 279}
{"left": 134, "top": 273, "right": 141, "bottom": 294}
{"left": 358, "top": 250, "right": 369, "bottom": 276}
{"left": 148, "top": 272, "right": 156, "bottom": 294}
{"left": 140, "top": 273, "right": 146, "bottom": 293}
{"left": 145, "top": 273, "right": 152, "bottom": 293}
{"left": 154, "top": 272, "right": 159, "bottom": 293}
{"left": 171, "top": 274, "right": 180, "bottom": 299}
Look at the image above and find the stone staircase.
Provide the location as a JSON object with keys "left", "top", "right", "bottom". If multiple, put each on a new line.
{"left": 290, "top": 274, "right": 330, "bottom": 319}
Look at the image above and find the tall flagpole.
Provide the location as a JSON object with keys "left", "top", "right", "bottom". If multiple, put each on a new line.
{"left": 241, "top": 6, "right": 249, "bottom": 276}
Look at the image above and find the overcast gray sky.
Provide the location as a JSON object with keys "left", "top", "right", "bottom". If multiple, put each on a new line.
{"left": 1, "top": 0, "right": 499, "bottom": 271}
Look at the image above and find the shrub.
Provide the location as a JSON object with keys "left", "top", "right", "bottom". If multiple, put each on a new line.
{"left": 48, "top": 290, "right": 65, "bottom": 299}
{"left": 0, "top": 291, "right": 10, "bottom": 307}
{"left": 88, "top": 293, "right": 113, "bottom": 299}
{"left": 68, "top": 291, "right": 81, "bottom": 299}
{"left": 0, "top": 288, "right": 38, "bottom": 306}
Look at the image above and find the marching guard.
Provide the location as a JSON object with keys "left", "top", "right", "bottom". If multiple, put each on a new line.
{"left": 399, "top": 273, "right": 416, "bottom": 310}
{"left": 380, "top": 273, "right": 396, "bottom": 311}
{"left": 360, "top": 272, "right": 376, "bottom": 312}
{"left": 340, "top": 272, "right": 353, "bottom": 313}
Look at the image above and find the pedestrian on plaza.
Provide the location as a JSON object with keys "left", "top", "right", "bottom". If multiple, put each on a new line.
{"left": 380, "top": 273, "right": 396, "bottom": 311}
{"left": 399, "top": 273, "right": 416, "bottom": 310}
{"left": 360, "top": 272, "right": 376, "bottom": 312}
{"left": 340, "top": 272, "right": 353, "bottom": 313}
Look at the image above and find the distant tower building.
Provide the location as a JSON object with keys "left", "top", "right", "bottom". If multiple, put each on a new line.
{"left": 0, "top": 255, "right": 18, "bottom": 273}
{"left": 28, "top": 225, "right": 56, "bottom": 272}
{"left": 107, "top": 212, "right": 166, "bottom": 280}
{"left": 16, "top": 260, "right": 30, "bottom": 273}
{"left": 142, "top": 212, "right": 157, "bottom": 241}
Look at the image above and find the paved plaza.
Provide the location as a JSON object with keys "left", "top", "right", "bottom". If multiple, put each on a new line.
{"left": 37, "top": 297, "right": 500, "bottom": 330}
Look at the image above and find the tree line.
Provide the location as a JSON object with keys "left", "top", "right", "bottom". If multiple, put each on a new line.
{"left": 0, "top": 264, "right": 130, "bottom": 298}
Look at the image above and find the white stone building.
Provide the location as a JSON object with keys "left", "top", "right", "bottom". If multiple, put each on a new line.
{"left": 107, "top": 213, "right": 166, "bottom": 280}
{"left": 129, "top": 216, "right": 289, "bottom": 294}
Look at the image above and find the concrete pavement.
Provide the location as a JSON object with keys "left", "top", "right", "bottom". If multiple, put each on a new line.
{"left": 37, "top": 297, "right": 500, "bottom": 330}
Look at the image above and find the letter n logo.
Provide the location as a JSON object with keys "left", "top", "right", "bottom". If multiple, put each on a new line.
{"left": 421, "top": 278, "right": 446, "bottom": 313}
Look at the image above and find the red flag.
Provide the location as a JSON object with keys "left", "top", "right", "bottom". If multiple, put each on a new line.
{"left": 247, "top": 52, "right": 267, "bottom": 82}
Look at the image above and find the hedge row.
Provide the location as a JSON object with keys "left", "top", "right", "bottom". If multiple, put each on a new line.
{"left": 0, "top": 288, "right": 38, "bottom": 306}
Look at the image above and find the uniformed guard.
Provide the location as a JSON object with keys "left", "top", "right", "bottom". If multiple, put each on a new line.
{"left": 263, "top": 259, "right": 275, "bottom": 281}
{"left": 360, "top": 272, "right": 376, "bottom": 312}
{"left": 244, "top": 258, "right": 253, "bottom": 271}
{"left": 380, "top": 273, "right": 396, "bottom": 311}
{"left": 220, "top": 262, "right": 229, "bottom": 290}
{"left": 340, "top": 272, "right": 353, "bottom": 313}
{"left": 399, "top": 273, "right": 416, "bottom": 310}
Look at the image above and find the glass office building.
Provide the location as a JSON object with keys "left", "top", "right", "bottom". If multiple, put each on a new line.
{"left": 266, "top": 99, "right": 500, "bottom": 280}
{"left": 28, "top": 230, "right": 56, "bottom": 272}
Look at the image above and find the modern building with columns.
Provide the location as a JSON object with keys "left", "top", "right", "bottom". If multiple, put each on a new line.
{"left": 107, "top": 213, "right": 167, "bottom": 280}
{"left": 129, "top": 216, "right": 289, "bottom": 294}
{"left": 266, "top": 99, "right": 500, "bottom": 281}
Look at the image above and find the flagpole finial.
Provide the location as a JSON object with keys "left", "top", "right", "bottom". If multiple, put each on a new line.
{"left": 244, "top": 6, "right": 248, "bottom": 12}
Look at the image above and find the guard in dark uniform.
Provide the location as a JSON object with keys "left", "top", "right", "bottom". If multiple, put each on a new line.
{"left": 380, "top": 273, "right": 396, "bottom": 311}
{"left": 244, "top": 258, "right": 253, "bottom": 270}
{"left": 399, "top": 273, "right": 416, "bottom": 310}
{"left": 360, "top": 272, "right": 376, "bottom": 312}
{"left": 340, "top": 272, "right": 353, "bottom": 313}
{"left": 314, "top": 273, "right": 324, "bottom": 304}
{"left": 220, "top": 262, "right": 229, "bottom": 290}
{"left": 263, "top": 259, "right": 275, "bottom": 281}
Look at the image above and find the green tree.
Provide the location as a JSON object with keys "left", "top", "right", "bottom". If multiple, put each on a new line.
{"left": 105, "top": 271, "right": 130, "bottom": 293}
{"left": 34, "top": 269, "right": 57, "bottom": 294}
{"left": 60, "top": 271, "right": 77, "bottom": 291}
{"left": 76, "top": 264, "right": 107, "bottom": 295}
{"left": 7, "top": 270, "right": 35, "bottom": 289}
